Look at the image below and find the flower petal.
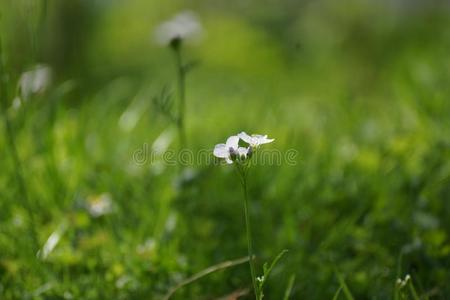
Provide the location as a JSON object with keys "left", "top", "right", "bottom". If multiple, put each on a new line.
{"left": 225, "top": 135, "right": 239, "bottom": 149}
{"left": 213, "top": 144, "right": 229, "bottom": 158}
{"left": 237, "top": 147, "right": 248, "bottom": 156}
{"left": 259, "top": 137, "right": 274, "bottom": 144}
{"left": 225, "top": 157, "right": 234, "bottom": 164}
{"left": 238, "top": 132, "right": 253, "bottom": 145}
{"left": 250, "top": 134, "right": 274, "bottom": 145}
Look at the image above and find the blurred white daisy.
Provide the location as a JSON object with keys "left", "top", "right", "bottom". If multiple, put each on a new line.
{"left": 154, "top": 11, "right": 203, "bottom": 46}
{"left": 238, "top": 132, "right": 274, "bottom": 148}
{"left": 214, "top": 135, "right": 249, "bottom": 164}
{"left": 19, "top": 64, "right": 52, "bottom": 99}
{"left": 136, "top": 238, "right": 157, "bottom": 255}
{"left": 86, "top": 193, "right": 113, "bottom": 218}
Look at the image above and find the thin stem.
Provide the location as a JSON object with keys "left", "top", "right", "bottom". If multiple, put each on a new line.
{"left": 241, "top": 171, "right": 259, "bottom": 299}
{"left": 172, "top": 44, "right": 187, "bottom": 151}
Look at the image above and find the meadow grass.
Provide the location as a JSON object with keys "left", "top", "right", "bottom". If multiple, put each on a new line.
{"left": 1, "top": 1, "right": 450, "bottom": 299}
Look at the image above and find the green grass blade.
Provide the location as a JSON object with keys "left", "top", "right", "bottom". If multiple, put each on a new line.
{"left": 332, "top": 287, "right": 343, "bottom": 300}
{"left": 335, "top": 270, "right": 354, "bottom": 300}
{"left": 394, "top": 253, "right": 403, "bottom": 300}
{"left": 408, "top": 280, "right": 421, "bottom": 300}
{"left": 264, "top": 249, "right": 288, "bottom": 278}
{"left": 282, "top": 274, "right": 296, "bottom": 300}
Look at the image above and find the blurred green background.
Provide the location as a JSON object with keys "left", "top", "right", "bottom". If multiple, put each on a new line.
{"left": 1, "top": 0, "right": 450, "bottom": 299}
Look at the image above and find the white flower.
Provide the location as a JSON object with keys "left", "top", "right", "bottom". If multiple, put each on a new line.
{"left": 214, "top": 135, "right": 249, "bottom": 164}
{"left": 396, "top": 274, "right": 411, "bottom": 288}
{"left": 154, "top": 11, "right": 203, "bottom": 46}
{"left": 238, "top": 131, "right": 274, "bottom": 148}
{"left": 86, "top": 193, "right": 113, "bottom": 218}
{"left": 19, "top": 64, "right": 51, "bottom": 99}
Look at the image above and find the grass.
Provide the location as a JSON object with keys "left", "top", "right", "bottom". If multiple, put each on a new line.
{"left": 1, "top": 1, "right": 450, "bottom": 299}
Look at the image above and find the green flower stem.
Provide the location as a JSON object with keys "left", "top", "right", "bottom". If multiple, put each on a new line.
{"left": 238, "top": 165, "right": 259, "bottom": 299}
{"left": 172, "top": 43, "right": 187, "bottom": 151}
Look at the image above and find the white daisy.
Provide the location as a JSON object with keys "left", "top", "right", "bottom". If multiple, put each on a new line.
{"left": 154, "top": 11, "right": 203, "bottom": 46}
{"left": 19, "top": 64, "right": 51, "bottom": 99}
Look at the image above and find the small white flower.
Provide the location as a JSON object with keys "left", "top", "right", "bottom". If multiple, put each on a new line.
{"left": 238, "top": 131, "right": 274, "bottom": 148}
{"left": 396, "top": 274, "right": 411, "bottom": 288}
{"left": 86, "top": 193, "right": 113, "bottom": 218}
{"left": 154, "top": 11, "right": 203, "bottom": 46}
{"left": 19, "top": 64, "right": 51, "bottom": 99}
{"left": 214, "top": 135, "right": 249, "bottom": 164}
{"left": 136, "top": 238, "right": 157, "bottom": 255}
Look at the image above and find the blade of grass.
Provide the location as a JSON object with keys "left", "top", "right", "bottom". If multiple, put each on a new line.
{"left": 332, "top": 287, "right": 342, "bottom": 300}
{"left": 408, "top": 279, "right": 421, "bottom": 300}
{"left": 335, "top": 269, "right": 354, "bottom": 300}
{"left": 214, "top": 288, "right": 249, "bottom": 300}
{"left": 258, "top": 249, "right": 288, "bottom": 299}
{"left": 163, "top": 256, "right": 250, "bottom": 300}
{"left": 0, "top": 18, "right": 39, "bottom": 253}
{"left": 264, "top": 249, "right": 288, "bottom": 280}
{"left": 394, "top": 252, "right": 403, "bottom": 300}
{"left": 282, "top": 274, "right": 296, "bottom": 300}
